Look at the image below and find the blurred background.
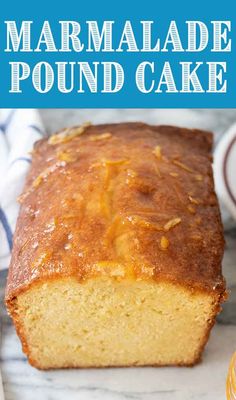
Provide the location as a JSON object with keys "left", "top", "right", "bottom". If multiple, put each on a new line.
{"left": 40, "top": 108, "right": 236, "bottom": 140}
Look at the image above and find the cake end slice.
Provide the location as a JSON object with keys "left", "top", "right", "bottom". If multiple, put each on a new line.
{"left": 7, "top": 275, "right": 223, "bottom": 369}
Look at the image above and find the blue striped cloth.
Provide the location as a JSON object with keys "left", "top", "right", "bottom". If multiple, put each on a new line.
{"left": 0, "top": 109, "right": 45, "bottom": 271}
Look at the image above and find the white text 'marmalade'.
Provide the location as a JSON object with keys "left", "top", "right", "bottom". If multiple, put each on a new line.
{"left": 4, "top": 20, "right": 231, "bottom": 53}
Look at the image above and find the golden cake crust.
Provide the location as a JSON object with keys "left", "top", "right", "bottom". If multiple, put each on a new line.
{"left": 5, "top": 122, "right": 225, "bottom": 301}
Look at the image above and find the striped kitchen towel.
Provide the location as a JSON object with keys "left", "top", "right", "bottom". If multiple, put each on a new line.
{"left": 0, "top": 109, "right": 45, "bottom": 271}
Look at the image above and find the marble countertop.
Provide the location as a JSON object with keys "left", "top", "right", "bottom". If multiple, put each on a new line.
{"left": 1, "top": 109, "right": 236, "bottom": 400}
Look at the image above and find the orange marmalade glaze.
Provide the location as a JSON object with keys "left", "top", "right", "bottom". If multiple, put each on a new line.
{"left": 6, "top": 123, "right": 226, "bottom": 299}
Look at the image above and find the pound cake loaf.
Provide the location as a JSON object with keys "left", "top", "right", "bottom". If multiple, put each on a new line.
{"left": 5, "top": 122, "right": 226, "bottom": 369}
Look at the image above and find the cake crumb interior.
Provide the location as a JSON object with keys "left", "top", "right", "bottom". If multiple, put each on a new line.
{"left": 13, "top": 276, "right": 218, "bottom": 369}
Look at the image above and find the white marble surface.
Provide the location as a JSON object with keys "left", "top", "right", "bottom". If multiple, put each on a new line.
{"left": 1, "top": 108, "right": 236, "bottom": 400}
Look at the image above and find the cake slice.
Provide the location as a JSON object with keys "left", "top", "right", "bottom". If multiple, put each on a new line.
{"left": 5, "top": 122, "right": 226, "bottom": 369}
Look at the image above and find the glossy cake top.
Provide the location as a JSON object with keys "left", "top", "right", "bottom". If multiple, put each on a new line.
{"left": 6, "top": 122, "right": 225, "bottom": 298}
